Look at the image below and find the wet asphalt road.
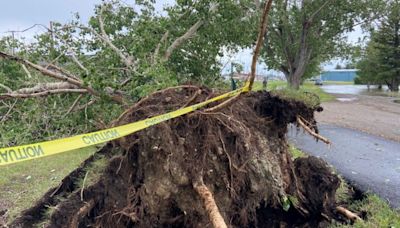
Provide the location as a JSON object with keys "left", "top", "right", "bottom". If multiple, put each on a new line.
{"left": 288, "top": 124, "right": 400, "bottom": 208}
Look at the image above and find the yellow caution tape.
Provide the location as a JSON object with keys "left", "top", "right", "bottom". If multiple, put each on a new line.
{"left": 0, "top": 85, "right": 249, "bottom": 166}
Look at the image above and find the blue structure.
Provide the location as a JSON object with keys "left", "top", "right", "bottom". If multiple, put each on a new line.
{"left": 320, "top": 69, "right": 358, "bottom": 82}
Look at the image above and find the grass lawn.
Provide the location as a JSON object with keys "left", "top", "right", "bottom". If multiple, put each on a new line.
{"left": 323, "top": 81, "right": 354, "bottom": 85}
{"left": 288, "top": 146, "right": 400, "bottom": 227}
{"left": 253, "top": 80, "right": 335, "bottom": 107}
{"left": 0, "top": 146, "right": 97, "bottom": 222}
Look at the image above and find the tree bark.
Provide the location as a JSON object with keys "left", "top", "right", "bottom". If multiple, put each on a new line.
{"left": 390, "top": 78, "right": 400, "bottom": 91}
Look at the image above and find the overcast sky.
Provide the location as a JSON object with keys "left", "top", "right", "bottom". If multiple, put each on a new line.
{"left": 0, "top": 1, "right": 363, "bottom": 73}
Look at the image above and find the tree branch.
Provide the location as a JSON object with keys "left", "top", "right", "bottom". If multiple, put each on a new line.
{"left": 98, "top": 6, "right": 135, "bottom": 68}
{"left": 163, "top": 20, "right": 204, "bottom": 61}
{"left": 14, "top": 82, "right": 78, "bottom": 94}
{"left": 153, "top": 31, "right": 169, "bottom": 64}
{"left": 0, "top": 89, "right": 87, "bottom": 100}
{"left": 64, "top": 94, "right": 84, "bottom": 117}
{"left": 296, "top": 116, "right": 331, "bottom": 144}
{"left": 0, "top": 51, "right": 126, "bottom": 105}
{"left": 69, "top": 51, "right": 89, "bottom": 75}
{"left": 248, "top": 0, "right": 273, "bottom": 90}
{"left": 308, "top": 0, "right": 334, "bottom": 24}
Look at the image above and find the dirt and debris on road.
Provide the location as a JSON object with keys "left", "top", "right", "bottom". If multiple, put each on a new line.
{"left": 316, "top": 93, "right": 400, "bottom": 142}
{"left": 11, "top": 86, "right": 342, "bottom": 228}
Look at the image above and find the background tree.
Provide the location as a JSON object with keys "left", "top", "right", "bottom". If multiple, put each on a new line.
{"left": 357, "top": 0, "right": 400, "bottom": 91}
{"left": 262, "top": 0, "right": 384, "bottom": 89}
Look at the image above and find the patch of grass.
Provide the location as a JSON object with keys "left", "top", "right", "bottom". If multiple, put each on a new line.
{"left": 332, "top": 194, "right": 400, "bottom": 228}
{"left": 253, "top": 81, "right": 335, "bottom": 107}
{"left": 335, "top": 176, "right": 351, "bottom": 203}
{"left": 288, "top": 144, "right": 306, "bottom": 160}
{"left": 0, "top": 147, "right": 97, "bottom": 222}
{"left": 323, "top": 81, "right": 354, "bottom": 85}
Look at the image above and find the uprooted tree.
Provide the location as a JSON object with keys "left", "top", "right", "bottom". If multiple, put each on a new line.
{"left": 1, "top": 0, "right": 358, "bottom": 227}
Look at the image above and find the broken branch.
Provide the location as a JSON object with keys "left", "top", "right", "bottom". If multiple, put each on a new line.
{"left": 0, "top": 51, "right": 126, "bottom": 105}
{"left": 0, "top": 89, "right": 87, "bottom": 100}
{"left": 296, "top": 116, "right": 331, "bottom": 144}
{"left": 98, "top": 6, "right": 135, "bottom": 68}
{"left": 64, "top": 94, "right": 84, "bottom": 117}
{"left": 336, "top": 206, "right": 362, "bottom": 222}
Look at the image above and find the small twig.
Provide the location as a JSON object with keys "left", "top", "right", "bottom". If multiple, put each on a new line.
{"left": 75, "top": 99, "right": 97, "bottom": 112}
{"left": 336, "top": 206, "right": 362, "bottom": 222}
{"left": 181, "top": 89, "right": 201, "bottom": 108}
{"left": 20, "top": 64, "right": 32, "bottom": 78}
{"left": 0, "top": 100, "right": 17, "bottom": 123}
{"left": 80, "top": 171, "right": 89, "bottom": 202}
{"left": 65, "top": 94, "right": 84, "bottom": 117}
{"left": 296, "top": 116, "right": 331, "bottom": 145}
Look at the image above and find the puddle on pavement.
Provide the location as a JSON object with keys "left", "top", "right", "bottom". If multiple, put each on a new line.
{"left": 336, "top": 97, "right": 358, "bottom": 102}
{"left": 393, "top": 99, "right": 400, "bottom": 104}
{"left": 321, "top": 85, "right": 400, "bottom": 97}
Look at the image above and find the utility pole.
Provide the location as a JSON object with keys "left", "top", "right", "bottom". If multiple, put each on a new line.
{"left": 11, "top": 31, "right": 15, "bottom": 55}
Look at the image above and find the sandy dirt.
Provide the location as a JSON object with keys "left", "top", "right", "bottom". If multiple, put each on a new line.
{"left": 316, "top": 94, "right": 400, "bottom": 142}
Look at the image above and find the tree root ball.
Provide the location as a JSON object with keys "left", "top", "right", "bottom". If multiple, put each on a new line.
{"left": 12, "top": 87, "right": 340, "bottom": 228}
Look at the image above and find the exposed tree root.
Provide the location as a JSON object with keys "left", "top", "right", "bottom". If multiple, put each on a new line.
{"left": 297, "top": 115, "right": 331, "bottom": 144}
{"left": 336, "top": 206, "right": 362, "bottom": 222}
{"left": 193, "top": 178, "right": 228, "bottom": 228}
{"left": 71, "top": 200, "right": 95, "bottom": 228}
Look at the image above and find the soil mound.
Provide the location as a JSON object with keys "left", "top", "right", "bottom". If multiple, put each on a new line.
{"left": 12, "top": 86, "right": 340, "bottom": 228}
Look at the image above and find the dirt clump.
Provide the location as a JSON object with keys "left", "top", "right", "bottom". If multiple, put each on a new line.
{"left": 12, "top": 86, "right": 340, "bottom": 227}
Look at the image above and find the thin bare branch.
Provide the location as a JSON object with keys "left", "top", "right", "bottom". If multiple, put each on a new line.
{"left": 248, "top": 0, "right": 273, "bottom": 90}
{"left": 0, "top": 89, "right": 87, "bottom": 100}
{"left": 21, "top": 64, "right": 32, "bottom": 78}
{"left": 163, "top": 20, "right": 204, "bottom": 61}
{"left": 153, "top": 31, "right": 169, "bottom": 64}
{"left": 308, "top": 0, "right": 334, "bottom": 23}
{"left": 69, "top": 51, "right": 89, "bottom": 75}
{"left": 0, "top": 100, "right": 17, "bottom": 123}
{"left": 46, "top": 64, "right": 81, "bottom": 81}
{"left": 98, "top": 6, "right": 135, "bottom": 68}
{"left": 64, "top": 94, "right": 84, "bottom": 117}
{"left": 75, "top": 99, "right": 97, "bottom": 112}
